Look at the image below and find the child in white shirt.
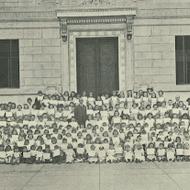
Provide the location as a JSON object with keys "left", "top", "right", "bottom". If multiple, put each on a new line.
{"left": 124, "top": 145, "right": 133, "bottom": 163}
{"left": 22, "top": 146, "right": 31, "bottom": 164}
{"left": 166, "top": 143, "right": 175, "bottom": 162}
{"left": 134, "top": 144, "right": 145, "bottom": 162}
{"left": 183, "top": 143, "right": 190, "bottom": 161}
{"left": 176, "top": 143, "right": 184, "bottom": 161}
{"left": 98, "top": 146, "right": 106, "bottom": 163}
{"left": 5, "top": 145, "right": 13, "bottom": 164}
{"left": 43, "top": 145, "right": 52, "bottom": 163}
{"left": 76, "top": 143, "right": 85, "bottom": 162}
{"left": 146, "top": 143, "right": 156, "bottom": 161}
{"left": 157, "top": 143, "right": 166, "bottom": 161}
{"left": 36, "top": 146, "right": 43, "bottom": 163}
{"left": 87, "top": 144, "right": 98, "bottom": 164}
{"left": 13, "top": 146, "right": 20, "bottom": 164}
{"left": 0, "top": 145, "right": 6, "bottom": 163}
{"left": 65, "top": 144, "right": 75, "bottom": 163}
{"left": 106, "top": 144, "right": 116, "bottom": 163}
{"left": 111, "top": 111, "right": 121, "bottom": 124}
{"left": 52, "top": 145, "right": 62, "bottom": 164}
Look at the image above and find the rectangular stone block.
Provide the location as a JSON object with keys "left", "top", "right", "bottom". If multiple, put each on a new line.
{"left": 40, "top": 62, "right": 60, "bottom": 69}
{"left": 150, "top": 36, "right": 174, "bottom": 44}
{"left": 152, "top": 59, "right": 175, "bottom": 68}
{"left": 162, "top": 52, "right": 175, "bottom": 59}
{"left": 42, "top": 46, "right": 60, "bottom": 54}
{"left": 136, "top": 67, "right": 175, "bottom": 75}
{"left": 134, "top": 26, "right": 152, "bottom": 37}
{"left": 32, "top": 39, "right": 60, "bottom": 47}
{"left": 134, "top": 36, "right": 151, "bottom": 45}
{"left": 151, "top": 43, "right": 174, "bottom": 52}
{"left": 20, "top": 62, "right": 42, "bottom": 70}
{"left": 152, "top": 75, "right": 175, "bottom": 83}
{"left": 20, "top": 40, "right": 33, "bottom": 47}
{"left": 0, "top": 29, "right": 24, "bottom": 38}
{"left": 33, "top": 70, "right": 61, "bottom": 78}
{"left": 24, "top": 78, "right": 44, "bottom": 86}
{"left": 32, "top": 54, "right": 52, "bottom": 62}
{"left": 23, "top": 29, "right": 42, "bottom": 39}
{"left": 20, "top": 55, "right": 33, "bottom": 62}
{"left": 135, "top": 44, "right": 152, "bottom": 52}
{"left": 51, "top": 54, "right": 61, "bottom": 62}
{"left": 42, "top": 28, "right": 60, "bottom": 39}
{"left": 22, "top": 47, "right": 42, "bottom": 55}
{"left": 135, "top": 60, "right": 153, "bottom": 68}
{"left": 135, "top": 52, "right": 162, "bottom": 60}
{"left": 43, "top": 78, "right": 61, "bottom": 86}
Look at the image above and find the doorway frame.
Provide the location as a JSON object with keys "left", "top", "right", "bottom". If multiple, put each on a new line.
{"left": 69, "top": 30, "right": 125, "bottom": 92}
{"left": 57, "top": 7, "right": 136, "bottom": 92}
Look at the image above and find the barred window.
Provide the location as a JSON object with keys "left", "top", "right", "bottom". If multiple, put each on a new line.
{"left": 0, "top": 40, "right": 19, "bottom": 88}
{"left": 176, "top": 36, "right": 190, "bottom": 85}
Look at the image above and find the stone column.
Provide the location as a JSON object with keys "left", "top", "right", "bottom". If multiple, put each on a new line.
{"left": 59, "top": 18, "right": 70, "bottom": 92}
{"left": 125, "top": 16, "right": 135, "bottom": 91}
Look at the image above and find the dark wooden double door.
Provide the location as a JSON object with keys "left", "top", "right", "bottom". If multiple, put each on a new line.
{"left": 76, "top": 37, "right": 119, "bottom": 96}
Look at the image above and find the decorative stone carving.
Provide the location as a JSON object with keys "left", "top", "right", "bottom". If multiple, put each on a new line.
{"left": 81, "top": 0, "right": 110, "bottom": 6}
{"left": 56, "top": 0, "right": 143, "bottom": 7}
{"left": 59, "top": 18, "right": 68, "bottom": 42}
{"left": 126, "top": 16, "right": 134, "bottom": 40}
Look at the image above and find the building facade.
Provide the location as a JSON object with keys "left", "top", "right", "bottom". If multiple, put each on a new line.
{"left": 0, "top": 0, "right": 189, "bottom": 95}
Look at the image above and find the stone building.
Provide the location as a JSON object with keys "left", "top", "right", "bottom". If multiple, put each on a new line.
{"left": 0, "top": 0, "right": 189, "bottom": 95}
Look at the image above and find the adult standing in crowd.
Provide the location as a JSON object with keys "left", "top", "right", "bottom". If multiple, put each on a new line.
{"left": 74, "top": 98, "right": 87, "bottom": 127}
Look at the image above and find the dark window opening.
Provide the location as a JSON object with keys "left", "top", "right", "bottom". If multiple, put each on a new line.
{"left": 0, "top": 40, "right": 19, "bottom": 88}
{"left": 176, "top": 36, "right": 190, "bottom": 85}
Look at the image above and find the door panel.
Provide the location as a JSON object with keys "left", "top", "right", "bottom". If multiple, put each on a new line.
{"left": 76, "top": 38, "right": 97, "bottom": 95}
{"left": 76, "top": 37, "right": 119, "bottom": 96}
{"left": 99, "top": 38, "right": 118, "bottom": 94}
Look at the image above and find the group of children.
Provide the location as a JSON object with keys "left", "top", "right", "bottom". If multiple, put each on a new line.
{"left": 0, "top": 88, "right": 190, "bottom": 164}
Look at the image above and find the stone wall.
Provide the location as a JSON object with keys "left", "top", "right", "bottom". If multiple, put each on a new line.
{"left": 0, "top": 0, "right": 190, "bottom": 94}
{"left": 133, "top": 0, "right": 190, "bottom": 91}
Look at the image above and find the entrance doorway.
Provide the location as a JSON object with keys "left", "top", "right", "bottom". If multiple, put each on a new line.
{"left": 76, "top": 37, "right": 119, "bottom": 96}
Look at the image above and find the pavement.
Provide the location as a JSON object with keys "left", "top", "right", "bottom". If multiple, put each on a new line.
{"left": 0, "top": 162, "right": 190, "bottom": 190}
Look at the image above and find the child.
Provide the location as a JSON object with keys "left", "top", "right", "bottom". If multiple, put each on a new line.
{"left": 183, "top": 143, "right": 190, "bottom": 161}
{"left": 36, "top": 146, "right": 43, "bottom": 163}
{"left": 111, "top": 111, "right": 121, "bottom": 124}
{"left": 13, "top": 146, "right": 20, "bottom": 164}
{"left": 157, "top": 90, "right": 165, "bottom": 104}
{"left": 176, "top": 143, "right": 184, "bottom": 161}
{"left": 22, "top": 146, "right": 31, "bottom": 164}
{"left": 30, "top": 145, "right": 37, "bottom": 163}
{"left": 65, "top": 144, "right": 75, "bottom": 163}
{"left": 134, "top": 144, "right": 145, "bottom": 163}
{"left": 52, "top": 145, "right": 62, "bottom": 164}
{"left": 88, "top": 92, "right": 95, "bottom": 107}
{"left": 106, "top": 144, "right": 116, "bottom": 163}
{"left": 124, "top": 145, "right": 133, "bottom": 163}
{"left": 87, "top": 144, "right": 98, "bottom": 164}
{"left": 76, "top": 143, "right": 85, "bottom": 162}
{"left": 98, "top": 146, "right": 106, "bottom": 163}
{"left": 42, "top": 145, "right": 52, "bottom": 163}
{"left": 0, "top": 145, "right": 6, "bottom": 164}
{"left": 111, "top": 129, "right": 120, "bottom": 146}
{"left": 110, "top": 91, "right": 119, "bottom": 108}
{"left": 5, "top": 145, "right": 13, "bottom": 164}
{"left": 157, "top": 143, "right": 166, "bottom": 161}
{"left": 166, "top": 143, "right": 175, "bottom": 162}
{"left": 146, "top": 143, "right": 156, "bottom": 161}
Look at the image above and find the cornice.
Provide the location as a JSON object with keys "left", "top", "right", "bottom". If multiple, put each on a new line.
{"left": 56, "top": 7, "right": 137, "bottom": 18}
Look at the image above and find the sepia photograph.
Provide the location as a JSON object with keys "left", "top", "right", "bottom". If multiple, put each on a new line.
{"left": 0, "top": 0, "right": 190, "bottom": 189}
